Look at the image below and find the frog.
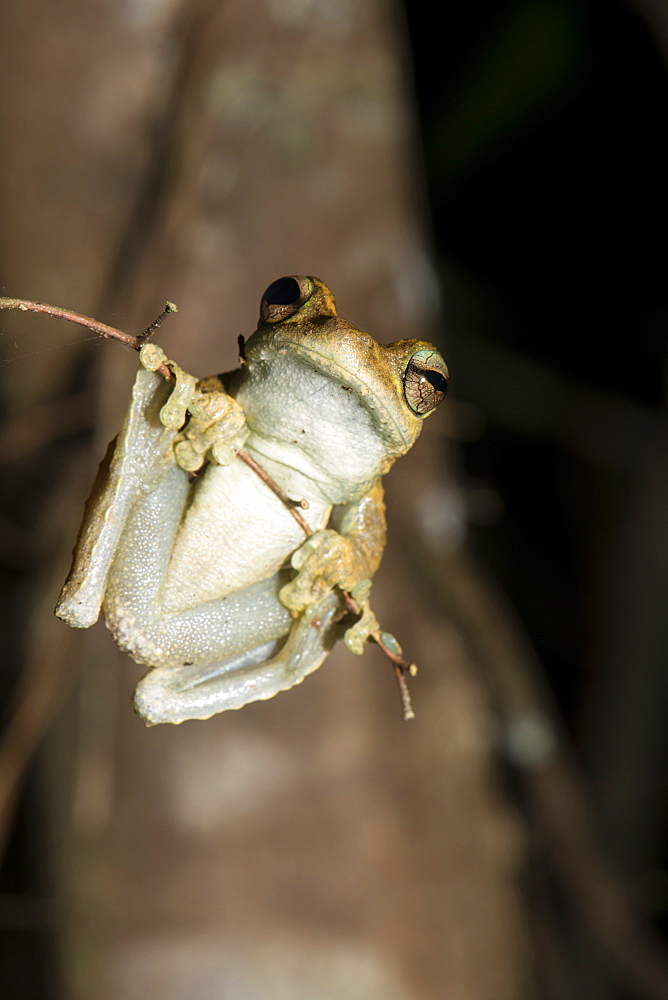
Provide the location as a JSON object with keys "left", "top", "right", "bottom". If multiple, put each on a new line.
{"left": 55, "top": 276, "right": 449, "bottom": 724}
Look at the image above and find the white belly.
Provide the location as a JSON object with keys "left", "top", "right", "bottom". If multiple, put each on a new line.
{"left": 160, "top": 458, "right": 330, "bottom": 613}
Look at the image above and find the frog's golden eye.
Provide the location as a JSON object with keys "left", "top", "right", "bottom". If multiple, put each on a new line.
{"left": 260, "top": 276, "right": 314, "bottom": 324}
{"left": 404, "top": 349, "right": 449, "bottom": 415}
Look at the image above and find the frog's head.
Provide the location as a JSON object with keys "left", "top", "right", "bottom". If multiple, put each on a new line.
{"left": 242, "top": 276, "right": 449, "bottom": 460}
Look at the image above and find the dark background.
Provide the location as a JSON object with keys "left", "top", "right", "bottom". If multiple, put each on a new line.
{"left": 406, "top": 0, "right": 668, "bottom": 887}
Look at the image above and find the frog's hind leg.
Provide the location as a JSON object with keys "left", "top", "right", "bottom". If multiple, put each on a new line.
{"left": 132, "top": 589, "right": 342, "bottom": 725}
{"left": 100, "top": 463, "right": 341, "bottom": 723}
{"left": 56, "top": 370, "right": 178, "bottom": 628}
{"left": 101, "top": 464, "right": 296, "bottom": 670}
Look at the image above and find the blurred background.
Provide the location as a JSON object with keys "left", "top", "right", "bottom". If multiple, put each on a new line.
{"left": 0, "top": 0, "right": 666, "bottom": 998}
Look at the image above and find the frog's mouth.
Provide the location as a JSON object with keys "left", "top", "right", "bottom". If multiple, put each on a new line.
{"left": 249, "top": 338, "right": 418, "bottom": 456}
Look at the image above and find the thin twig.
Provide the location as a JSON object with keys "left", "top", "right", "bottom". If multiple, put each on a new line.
{"left": 137, "top": 301, "right": 178, "bottom": 345}
{"left": 0, "top": 297, "right": 140, "bottom": 347}
{"left": 391, "top": 662, "right": 415, "bottom": 721}
{"left": 236, "top": 448, "right": 312, "bottom": 535}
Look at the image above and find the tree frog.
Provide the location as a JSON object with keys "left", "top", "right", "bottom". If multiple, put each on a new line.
{"left": 55, "top": 277, "right": 449, "bottom": 724}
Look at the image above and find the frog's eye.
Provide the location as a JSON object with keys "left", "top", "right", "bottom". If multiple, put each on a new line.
{"left": 404, "top": 349, "right": 449, "bottom": 415}
{"left": 260, "top": 276, "right": 314, "bottom": 324}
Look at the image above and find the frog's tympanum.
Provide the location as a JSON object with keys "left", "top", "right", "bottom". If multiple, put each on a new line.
{"left": 56, "top": 277, "right": 449, "bottom": 724}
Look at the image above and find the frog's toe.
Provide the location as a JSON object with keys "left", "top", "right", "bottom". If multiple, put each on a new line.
{"left": 278, "top": 576, "right": 314, "bottom": 614}
{"left": 343, "top": 601, "right": 379, "bottom": 655}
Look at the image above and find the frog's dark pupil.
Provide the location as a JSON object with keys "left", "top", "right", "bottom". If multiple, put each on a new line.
{"left": 263, "top": 277, "right": 301, "bottom": 305}
{"left": 426, "top": 370, "right": 448, "bottom": 394}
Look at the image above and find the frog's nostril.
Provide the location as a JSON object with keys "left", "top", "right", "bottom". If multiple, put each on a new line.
{"left": 263, "top": 277, "right": 301, "bottom": 305}
{"left": 260, "top": 276, "right": 314, "bottom": 324}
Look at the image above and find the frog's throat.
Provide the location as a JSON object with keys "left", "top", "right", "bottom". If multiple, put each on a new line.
{"left": 247, "top": 339, "right": 419, "bottom": 454}
{"left": 243, "top": 435, "right": 374, "bottom": 508}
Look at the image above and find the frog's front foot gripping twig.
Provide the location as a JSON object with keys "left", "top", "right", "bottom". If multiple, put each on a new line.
{"left": 0, "top": 295, "right": 417, "bottom": 719}
{"left": 279, "top": 537, "right": 417, "bottom": 720}
{"left": 339, "top": 588, "right": 417, "bottom": 721}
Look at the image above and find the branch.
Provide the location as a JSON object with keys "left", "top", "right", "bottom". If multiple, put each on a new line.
{"left": 0, "top": 297, "right": 141, "bottom": 347}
